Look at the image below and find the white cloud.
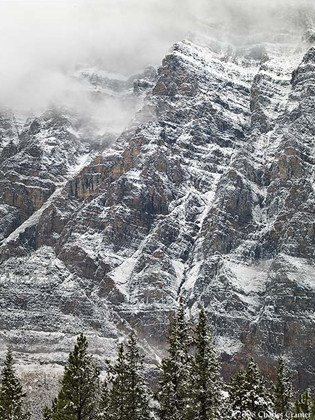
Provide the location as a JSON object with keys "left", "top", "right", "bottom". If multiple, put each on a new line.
{"left": 0, "top": 0, "right": 314, "bottom": 134}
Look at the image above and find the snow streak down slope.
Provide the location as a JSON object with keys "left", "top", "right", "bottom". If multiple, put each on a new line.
{"left": 1, "top": 24, "right": 315, "bottom": 413}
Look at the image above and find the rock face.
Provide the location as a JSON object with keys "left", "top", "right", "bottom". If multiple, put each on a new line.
{"left": 1, "top": 18, "right": 315, "bottom": 416}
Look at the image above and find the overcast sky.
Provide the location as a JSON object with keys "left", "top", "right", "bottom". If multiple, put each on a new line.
{"left": 0, "top": 0, "right": 314, "bottom": 129}
{"left": 1, "top": 0, "right": 313, "bottom": 74}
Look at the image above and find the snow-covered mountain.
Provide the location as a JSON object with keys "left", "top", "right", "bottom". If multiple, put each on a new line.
{"left": 1, "top": 9, "right": 315, "bottom": 416}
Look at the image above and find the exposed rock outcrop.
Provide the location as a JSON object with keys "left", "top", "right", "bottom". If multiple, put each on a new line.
{"left": 0, "top": 21, "right": 315, "bottom": 418}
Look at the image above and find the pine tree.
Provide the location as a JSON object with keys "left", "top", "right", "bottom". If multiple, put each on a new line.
{"left": 228, "top": 359, "right": 274, "bottom": 420}
{"left": 108, "top": 343, "right": 129, "bottom": 420}
{"left": 273, "top": 355, "right": 293, "bottom": 415}
{"left": 98, "top": 380, "right": 110, "bottom": 419}
{"left": 51, "top": 333, "right": 100, "bottom": 420}
{"left": 124, "top": 332, "right": 152, "bottom": 420}
{"left": 108, "top": 334, "right": 152, "bottom": 420}
{"left": 0, "top": 347, "right": 30, "bottom": 420}
{"left": 244, "top": 358, "right": 274, "bottom": 419}
{"left": 157, "top": 297, "right": 193, "bottom": 420}
{"left": 293, "top": 389, "right": 312, "bottom": 417}
{"left": 191, "top": 307, "right": 223, "bottom": 420}
{"left": 228, "top": 370, "right": 249, "bottom": 420}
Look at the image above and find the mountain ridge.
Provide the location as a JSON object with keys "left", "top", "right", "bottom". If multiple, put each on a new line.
{"left": 0, "top": 24, "right": 315, "bottom": 417}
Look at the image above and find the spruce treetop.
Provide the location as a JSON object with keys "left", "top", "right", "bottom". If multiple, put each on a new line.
{"left": 274, "top": 355, "right": 293, "bottom": 415}
{"left": 51, "top": 333, "right": 100, "bottom": 420}
{"left": 0, "top": 347, "right": 30, "bottom": 420}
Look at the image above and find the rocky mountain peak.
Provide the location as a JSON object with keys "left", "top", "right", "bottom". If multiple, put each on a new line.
{"left": 0, "top": 14, "right": 315, "bottom": 417}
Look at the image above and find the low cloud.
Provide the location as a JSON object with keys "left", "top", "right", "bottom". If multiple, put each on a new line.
{"left": 0, "top": 0, "right": 314, "bottom": 135}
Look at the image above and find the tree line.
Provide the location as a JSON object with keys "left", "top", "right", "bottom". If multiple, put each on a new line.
{"left": 1, "top": 300, "right": 315, "bottom": 419}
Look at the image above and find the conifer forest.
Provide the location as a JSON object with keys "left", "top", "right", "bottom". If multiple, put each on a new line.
{"left": 1, "top": 302, "right": 314, "bottom": 420}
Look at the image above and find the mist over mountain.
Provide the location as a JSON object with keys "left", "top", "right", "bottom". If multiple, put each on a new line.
{"left": 0, "top": 0, "right": 314, "bottom": 135}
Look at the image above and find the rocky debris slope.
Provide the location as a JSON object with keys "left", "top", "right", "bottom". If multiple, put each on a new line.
{"left": 0, "top": 21, "right": 315, "bottom": 416}
{"left": 0, "top": 109, "right": 92, "bottom": 243}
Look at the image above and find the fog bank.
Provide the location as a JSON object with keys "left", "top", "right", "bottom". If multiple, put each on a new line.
{"left": 0, "top": 0, "right": 314, "bottom": 134}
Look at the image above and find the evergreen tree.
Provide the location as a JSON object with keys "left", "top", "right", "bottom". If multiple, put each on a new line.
{"left": 108, "top": 334, "right": 152, "bottom": 420}
{"left": 157, "top": 297, "right": 193, "bottom": 420}
{"left": 51, "top": 333, "right": 100, "bottom": 420}
{"left": 244, "top": 358, "right": 274, "bottom": 419}
{"left": 191, "top": 307, "right": 223, "bottom": 420}
{"left": 0, "top": 347, "right": 30, "bottom": 420}
{"left": 108, "top": 343, "right": 129, "bottom": 420}
{"left": 124, "top": 332, "right": 151, "bottom": 419}
{"left": 293, "top": 389, "right": 312, "bottom": 417}
{"left": 98, "top": 380, "right": 110, "bottom": 419}
{"left": 273, "top": 356, "right": 293, "bottom": 415}
{"left": 228, "top": 370, "right": 249, "bottom": 420}
{"left": 158, "top": 358, "right": 179, "bottom": 420}
{"left": 228, "top": 359, "right": 274, "bottom": 420}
